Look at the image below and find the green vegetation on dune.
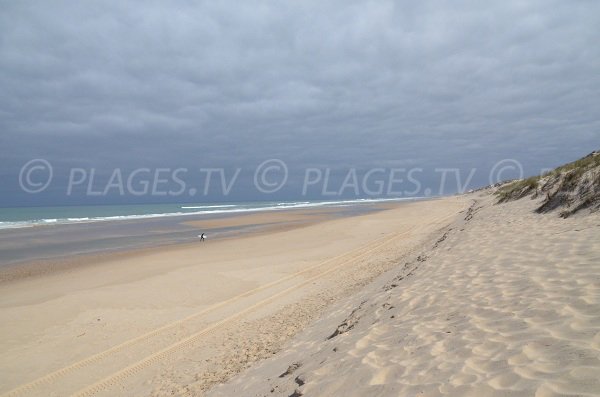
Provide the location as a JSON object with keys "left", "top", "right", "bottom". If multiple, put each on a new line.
{"left": 496, "top": 176, "right": 540, "bottom": 203}
{"left": 494, "top": 151, "right": 600, "bottom": 217}
{"left": 546, "top": 151, "right": 600, "bottom": 180}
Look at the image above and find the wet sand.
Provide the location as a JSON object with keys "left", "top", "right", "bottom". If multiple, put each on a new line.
{"left": 0, "top": 204, "right": 387, "bottom": 282}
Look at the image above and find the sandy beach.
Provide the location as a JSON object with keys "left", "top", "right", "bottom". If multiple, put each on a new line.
{"left": 209, "top": 190, "right": 600, "bottom": 397}
{"left": 0, "top": 198, "right": 466, "bottom": 396}
{"left": 3, "top": 1, "right": 599, "bottom": 396}
{"left": 2, "top": 186, "right": 600, "bottom": 397}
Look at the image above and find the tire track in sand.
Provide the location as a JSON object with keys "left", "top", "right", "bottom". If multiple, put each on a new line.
{"left": 2, "top": 231, "right": 403, "bottom": 397}
{"left": 71, "top": 229, "right": 414, "bottom": 397}
{"left": 5, "top": 208, "right": 462, "bottom": 397}
{"left": 71, "top": 210, "right": 462, "bottom": 397}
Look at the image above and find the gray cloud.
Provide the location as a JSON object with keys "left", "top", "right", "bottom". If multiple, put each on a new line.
{"left": 1, "top": 0, "right": 599, "bottom": 204}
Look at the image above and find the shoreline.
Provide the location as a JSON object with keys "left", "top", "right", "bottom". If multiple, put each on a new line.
{"left": 0, "top": 196, "right": 464, "bottom": 396}
{"left": 0, "top": 197, "right": 426, "bottom": 230}
{"left": 0, "top": 201, "right": 405, "bottom": 282}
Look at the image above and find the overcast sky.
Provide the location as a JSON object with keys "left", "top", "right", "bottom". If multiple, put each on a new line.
{"left": 1, "top": 1, "right": 599, "bottom": 205}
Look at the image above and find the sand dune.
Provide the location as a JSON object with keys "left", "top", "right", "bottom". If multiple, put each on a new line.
{"left": 208, "top": 192, "right": 600, "bottom": 397}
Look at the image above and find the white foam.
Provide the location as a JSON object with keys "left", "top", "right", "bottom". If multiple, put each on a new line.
{"left": 0, "top": 197, "right": 426, "bottom": 230}
{"left": 180, "top": 205, "right": 237, "bottom": 209}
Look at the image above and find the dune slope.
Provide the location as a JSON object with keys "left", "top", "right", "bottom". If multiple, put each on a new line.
{"left": 208, "top": 191, "right": 600, "bottom": 397}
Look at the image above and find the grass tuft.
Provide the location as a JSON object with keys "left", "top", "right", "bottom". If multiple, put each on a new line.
{"left": 495, "top": 176, "right": 539, "bottom": 202}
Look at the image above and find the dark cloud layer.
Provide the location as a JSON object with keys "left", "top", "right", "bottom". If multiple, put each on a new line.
{"left": 1, "top": 1, "right": 599, "bottom": 204}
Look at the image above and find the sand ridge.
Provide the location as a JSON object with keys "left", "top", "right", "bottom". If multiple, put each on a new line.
{"left": 208, "top": 192, "right": 600, "bottom": 397}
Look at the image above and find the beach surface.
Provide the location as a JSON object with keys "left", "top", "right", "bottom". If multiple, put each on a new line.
{"left": 0, "top": 197, "right": 466, "bottom": 396}
{"left": 3, "top": 190, "right": 598, "bottom": 397}
{"left": 209, "top": 191, "right": 600, "bottom": 397}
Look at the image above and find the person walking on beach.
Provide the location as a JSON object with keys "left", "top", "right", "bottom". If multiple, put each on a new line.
{"left": 199, "top": 233, "right": 205, "bottom": 242}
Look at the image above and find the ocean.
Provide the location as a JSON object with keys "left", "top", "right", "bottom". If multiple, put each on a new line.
{"left": 0, "top": 198, "right": 419, "bottom": 230}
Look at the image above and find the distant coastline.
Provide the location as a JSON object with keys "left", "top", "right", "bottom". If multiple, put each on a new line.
{"left": 0, "top": 197, "right": 426, "bottom": 230}
{"left": 0, "top": 198, "right": 422, "bottom": 273}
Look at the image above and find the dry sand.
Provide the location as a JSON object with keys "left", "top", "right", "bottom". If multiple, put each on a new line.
{"left": 0, "top": 197, "right": 465, "bottom": 397}
{"left": 208, "top": 191, "right": 600, "bottom": 397}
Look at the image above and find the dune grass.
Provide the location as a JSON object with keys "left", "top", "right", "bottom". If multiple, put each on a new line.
{"left": 496, "top": 176, "right": 539, "bottom": 202}
{"left": 496, "top": 151, "right": 599, "bottom": 203}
